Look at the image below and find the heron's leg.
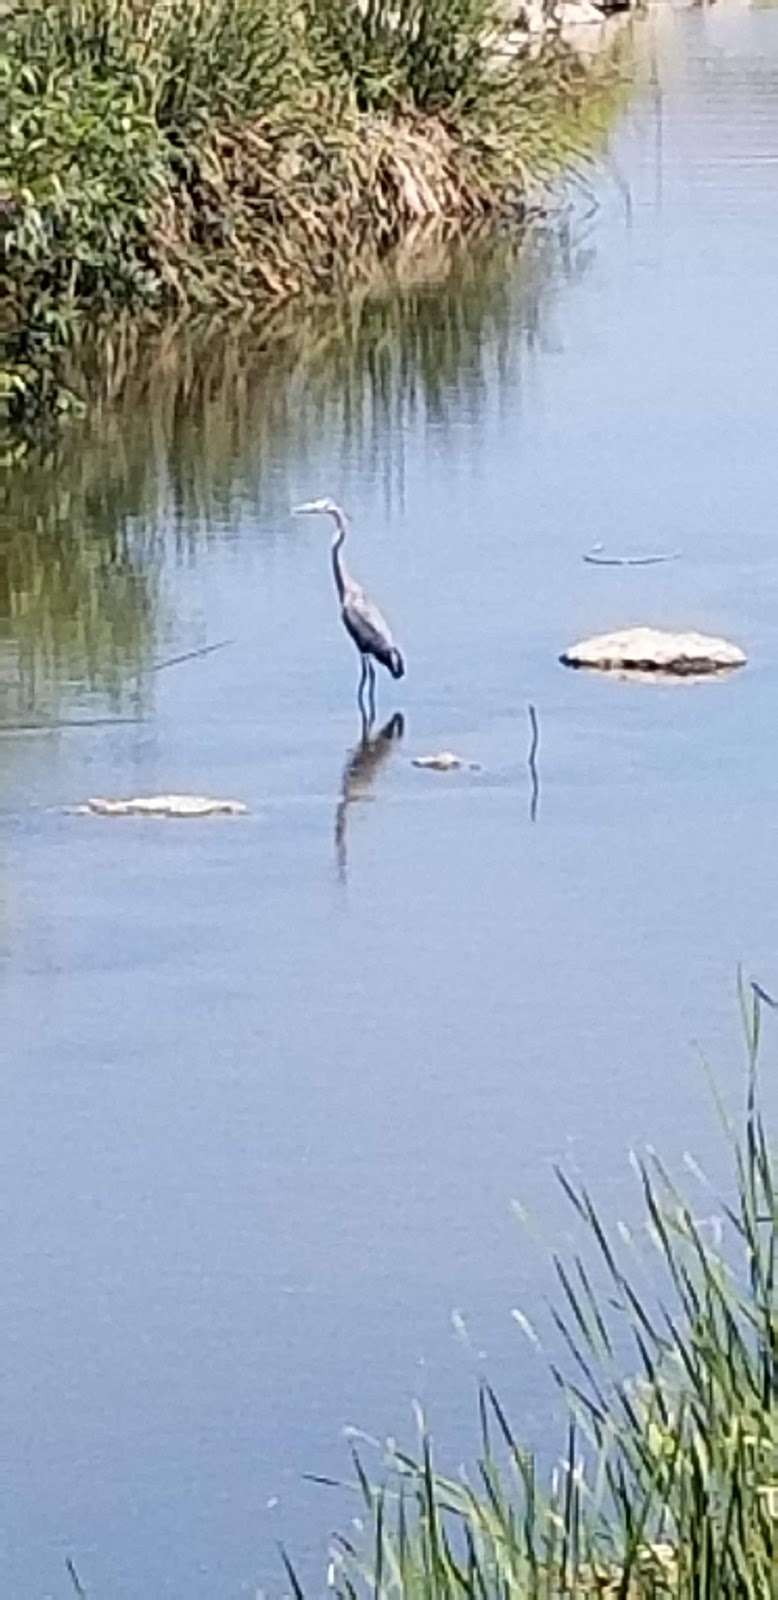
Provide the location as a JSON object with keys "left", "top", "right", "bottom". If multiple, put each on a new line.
{"left": 367, "top": 659, "right": 376, "bottom": 726}
{"left": 357, "top": 654, "right": 368, "bottom": 714}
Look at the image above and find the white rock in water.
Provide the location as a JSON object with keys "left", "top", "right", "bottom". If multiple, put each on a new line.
{"left": 560, "top": 627, "right": 746, "bottom": 676}
{"left": 80, "top": 794, "right": 248, "bottom": 817}
{"left": 412, "top": 751, "right": 480, "bottom": 771}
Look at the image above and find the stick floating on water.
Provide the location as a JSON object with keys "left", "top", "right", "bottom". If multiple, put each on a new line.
{"left": 528, "top": 703, "right": 540, "bottom": 824}
{"left": 150, "top": 638, "right": 235, "bottom": 674}
{"left": 0, "top": 641, "right": 234, "bottom": 735}
{"left": 66, "top": 1558, "right": 87, "bottom": 1598}
{"left": 0, "top": 715, "right": 143, "bottom": 735}
{"left": 583, "top": 546, "right": 680, "bottom": 567}
{"left": 751, "top": 981, "right": 778, "bottom": 1010}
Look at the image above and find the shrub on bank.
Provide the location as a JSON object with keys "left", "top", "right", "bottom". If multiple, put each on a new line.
{"left": 0, "top": 0, "right": 618, "bottom": 430}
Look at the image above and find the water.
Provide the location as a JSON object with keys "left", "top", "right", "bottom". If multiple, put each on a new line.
{"left": 2, "top": 4, "right": 778, "bottom": 1593}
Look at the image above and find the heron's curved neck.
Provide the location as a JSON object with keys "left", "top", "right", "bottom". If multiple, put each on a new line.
{"left": 330, "top": 508, "right": 350, "bottom": 602}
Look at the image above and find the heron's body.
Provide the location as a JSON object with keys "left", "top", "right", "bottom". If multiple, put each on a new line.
{"left": 295, "top": 497, "right": 405, "bottom": 718}
{"left": 341, "top": 582, "right": 404, "bottom": 681}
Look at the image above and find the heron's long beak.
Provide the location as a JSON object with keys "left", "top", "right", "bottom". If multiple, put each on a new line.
{"left": 292, "top": 501, "right": 319, "bottom": 515}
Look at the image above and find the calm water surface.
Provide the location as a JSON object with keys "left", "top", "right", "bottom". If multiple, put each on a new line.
{"left": 2, "top": 4, "right": 778, "bottom": 1594}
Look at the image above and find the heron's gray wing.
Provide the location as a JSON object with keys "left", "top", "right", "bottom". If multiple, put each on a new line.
{"left": 342, "top": 588, "right": 395, "bottom": 657}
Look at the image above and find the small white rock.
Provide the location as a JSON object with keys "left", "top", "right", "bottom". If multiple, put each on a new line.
{"left": 80, "top": 794, "right": 248, "bottom": 817}
{"left": 412, "top": 752, "right": 481, "bottom": 771}
{"left": 560, "top": 626, "right": 746, "bottom": 676}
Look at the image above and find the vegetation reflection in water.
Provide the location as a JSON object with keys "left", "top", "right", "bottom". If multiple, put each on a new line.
{"left": 0, "top": 221, "right": 598, "bottom": 727}
{"left": 0, "top": 463, "right": 160, "bottom": 725}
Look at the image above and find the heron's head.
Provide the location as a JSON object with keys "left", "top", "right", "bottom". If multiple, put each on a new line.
{"left": 292, "top": 497, "right": 341, "bottom": 518}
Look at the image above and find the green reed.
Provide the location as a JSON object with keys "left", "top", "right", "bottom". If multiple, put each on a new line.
{"left": 303, "top": 0, "right": 515, "bottom": 112}
{"left": 314, "top": 980, "right": 776, "bottom": 1598}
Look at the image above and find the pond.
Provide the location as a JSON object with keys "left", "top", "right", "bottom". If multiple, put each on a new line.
{"left": 2, "top": 3, "right": 778, "bottom": 1594}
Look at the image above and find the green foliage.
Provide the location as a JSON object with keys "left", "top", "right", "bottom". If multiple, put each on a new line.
{"left": 303, "top": 0, "right": 506, "bottom": 113}
{"left": 0, "top": 0, "right": 624, "bottom": 435}
{"left": 321, "top": 985, "right": 777, "bottom": 1598}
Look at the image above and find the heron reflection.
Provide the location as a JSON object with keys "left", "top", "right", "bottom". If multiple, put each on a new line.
{"left": 335, "top": 711, "right": 405, "bottom": 879}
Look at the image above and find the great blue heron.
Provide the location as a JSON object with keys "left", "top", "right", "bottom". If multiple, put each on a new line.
{"left": 293, "top": 498, "right": 405, "bottom": 721}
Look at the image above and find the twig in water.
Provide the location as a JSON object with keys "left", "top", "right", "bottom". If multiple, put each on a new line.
{"left": 0, "top": 716, "right": 143, "bottom": 735}
{"left": 527, "top": 703, "right": 540, "bottom": 824}
{"left": 150, "top": 638, "right": 235, "bottom": 675}
{"left": 751, "top": 981, "right": 778, "bottom": 1010}
{"left": 0, "top": 639, "right": 232, "bottom": 737}
{"left": 583, "top": 549, "right": 680, "bottom": 567}
{"left": 66, "top": 1557, "right": 87, "bottom": 1597}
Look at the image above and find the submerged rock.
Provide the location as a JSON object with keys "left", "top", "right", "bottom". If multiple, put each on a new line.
{"left": 560, "top": 626, "right": 746, "bottom": 676}
{"left": 80, "top": 794, "right": 248, "bottom": 817}
{"left": 412, "top": 752, "right": 481, "bottom": 771}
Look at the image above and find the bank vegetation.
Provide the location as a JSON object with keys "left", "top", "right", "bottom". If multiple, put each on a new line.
{"left": 0, "top": 0, "right": 623, "bottom": 433}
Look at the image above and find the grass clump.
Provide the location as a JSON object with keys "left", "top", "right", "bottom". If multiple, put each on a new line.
{"left": 304, "top": 0, "right": 518, "bottom": 112}
{"left": 316, "top": 982, "right": 776, "bottom": 1598}
{"left": 0, "top": 0, "right": 623, "bottom": 434}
